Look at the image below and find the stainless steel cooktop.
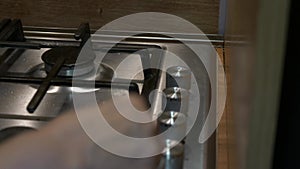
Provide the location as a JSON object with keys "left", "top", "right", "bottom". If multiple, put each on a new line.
{"left": 0, "top": 19, "right": 217, "bottom": 169}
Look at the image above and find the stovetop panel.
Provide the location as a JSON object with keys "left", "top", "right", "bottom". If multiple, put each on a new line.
{"left": 0, "top": 46, "right": 145, "bottom": 119}
{"left": 0, "top": 19, "right": 218, "bottom": 169}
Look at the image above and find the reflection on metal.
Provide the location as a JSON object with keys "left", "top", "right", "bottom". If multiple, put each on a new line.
{"left": 0, "top": 25, "right": 216, "bottom": 169}
{"left": 22, "top": 26, "right": 225, "bottom": 47}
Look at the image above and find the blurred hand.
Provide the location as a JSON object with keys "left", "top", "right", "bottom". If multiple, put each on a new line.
{"left": 0, "top": 93, "right": 159, "bottom": 169}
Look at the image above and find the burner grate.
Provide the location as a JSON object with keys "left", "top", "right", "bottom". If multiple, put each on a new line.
{"left": 0, "top": 19, "right": 162, "bottom": 113}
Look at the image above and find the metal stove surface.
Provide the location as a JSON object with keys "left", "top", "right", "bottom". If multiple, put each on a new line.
{"left": 0, "top": 118, "right": 45, "bottom": 143}
{"left": 0, "top": 24, "right": 217, "bottom": 169}
{"left": 0, "top": 47, "right": 144, "bottom": 119}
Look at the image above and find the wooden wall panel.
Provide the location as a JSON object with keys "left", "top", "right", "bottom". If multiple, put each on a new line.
{"left": 0, "top": 0, "right": 219, "bottom": 34}
{"left": 225, "top": 0, "right": 290, "bottom": 168}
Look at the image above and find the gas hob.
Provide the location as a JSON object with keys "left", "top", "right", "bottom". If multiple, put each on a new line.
{"left": 0, "top": 18, "right": 217, "bottom": 169}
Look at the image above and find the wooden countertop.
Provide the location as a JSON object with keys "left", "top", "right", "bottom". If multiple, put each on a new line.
{"left": 0, "top": 0, "right": 219, "bottom": 34}
{"left": 216, "top": 48, "right": 231, "bottom": 169}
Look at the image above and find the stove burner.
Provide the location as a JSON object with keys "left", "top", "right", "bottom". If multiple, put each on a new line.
{"left": 26, "top": 63, "right": 115, "bottom": 93}
{"left": 0, "top": 127, "right": 35, "bottom": 143}
{"left": 42, "top": 46, "right": 95, "bottom": 77}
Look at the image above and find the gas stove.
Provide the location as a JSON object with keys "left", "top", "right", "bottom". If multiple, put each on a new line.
{"left": 0, "top": 18, "right": 219, "bottom": 169}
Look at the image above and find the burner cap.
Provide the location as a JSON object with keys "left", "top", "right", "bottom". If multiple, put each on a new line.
{"left": 0, "top": 127, "right": 35, "bottom": 143}
{"left": 42, "top": 46, "right": 95, "bottom": 76}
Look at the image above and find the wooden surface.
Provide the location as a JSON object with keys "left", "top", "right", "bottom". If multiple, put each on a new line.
{"left": 0, "top": 0, "right": 220, "bottom": 34}
{"left": 224, "top": 0, "right": 289, "bottom": 168}
{"left": 217, "top": 47, "right": 231, "bottom": 169}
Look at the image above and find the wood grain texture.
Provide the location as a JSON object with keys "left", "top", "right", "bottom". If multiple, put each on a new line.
{"left": 0, "top": 0, "right": 219, "bottom": 34}
{"left": 217, "top": 47, "right": 231, "bottom": 169}
{"left": 225, "top": 0, "right": 289, "bottom": 168}
{"left": 224, "top": 48, "right": 236, "bottom": 169}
